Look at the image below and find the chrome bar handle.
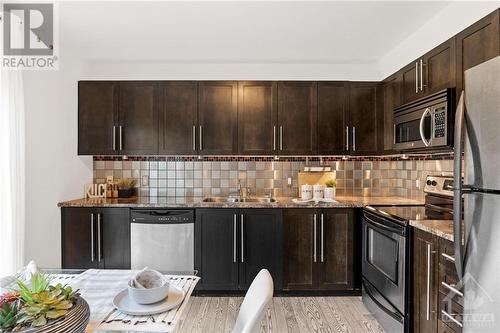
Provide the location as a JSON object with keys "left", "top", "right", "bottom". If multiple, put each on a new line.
{"left": 453, "top": 91, "right": 465, "bottom": 279}
{"left": 192, "top": 125, "right": 196, "bottom": 151}
{"left": 441, "top": 252, "right": 455, "bottom": 263}
{"left": 320, "top": 213, "right": 324, "bottom": 263}
{"left": 420, "top": 59, "right": 425, "bottom": 91}
{"left": 313, "top": 214, "right": 317, "bottom": 263}
{"left": 97, "top": 213, "right": 102, "bottom": 262}
{"left": 273, "top": 126, "right": 276, "bottom": 151}
{"left": 393, "top": 124, "right": 396, "bottom": 145}
{"left": 419, "top": 107, "right": 431, "bottom": 147}
{"left": 233, "top": 214, "right": 237, "bottom": 263}
{"left": 415, "top": 61, "right": 419, "bottom": 93}
{"left": 441, "top": 310, "right": 463, "bottom": 328}
{"left": 352, "top": 127, "right": 356, "bottom": 152}
{"left": 199, "top": 126, "right": 203, "bottom": 151}
{"left": 90, "top": 213, "right": 94, "bottom": 262}
{"left": 346, "top": 126, "right": 349, "bottom": 151}
{"left": 441, "top": 281, "right": 464, "bottom": 297}
{"left": 426, "top": 243, "right": 431, "bottom": 321}
{"left": 240, "top": 214, "right": 244, "bottom": 263}
{"left": 279, "top": 126, "right": 283, "bottom": 151}
{"left": 112, "top": 126, "right": 116, "bottom": 151}
{"left": 119, "top": 126, "right": 123, "bottom": 150}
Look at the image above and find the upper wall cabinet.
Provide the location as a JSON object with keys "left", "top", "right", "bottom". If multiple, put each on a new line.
{"left": 317, "top": 82, "right": 349, "bottom": 155}
{"left": 277, "top": 82, "right": 318, "bottom": 155}
{"left": 159, "top": 81, "right": 198, "bottom": 155}
{"left": 118, "top": 82, "right": 159, "bottom": 155}
{"left": 237, "top": 81, "right": 278, "bottom": 155}
{"left": 456, "top": 9, "right": 499, "bottom": 93}
{"left": 349, "top": 82, "right": 380, "bottom": 154}
{"left": 381, "top": 74, "right": 401, "bottom": 152}
{"left": 78, "top": 82, "right": 118, "bottom": 155}
{"left": 198, "top": 81, "right": 238, "bottom": 155}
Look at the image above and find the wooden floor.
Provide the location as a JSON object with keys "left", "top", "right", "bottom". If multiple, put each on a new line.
{"left": 176, "top": 296, "right": 385, "bottom": 333}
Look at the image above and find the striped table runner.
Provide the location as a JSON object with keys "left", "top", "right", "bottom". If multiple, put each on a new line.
{"left": 56, "top": 269, "right": 199, "bottom": 332}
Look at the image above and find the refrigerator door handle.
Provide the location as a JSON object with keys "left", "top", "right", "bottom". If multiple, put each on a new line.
{"left": 453, "top": 91, "right": 465, "bottom": 279}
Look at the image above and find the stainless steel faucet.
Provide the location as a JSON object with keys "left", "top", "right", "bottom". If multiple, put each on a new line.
{"left": 237, "top": 180, "right": 243, "bottom": 197}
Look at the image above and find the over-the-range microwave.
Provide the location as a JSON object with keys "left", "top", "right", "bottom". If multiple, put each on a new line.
{"left": 393, "top": 88, "right": 455, "bottom": 151}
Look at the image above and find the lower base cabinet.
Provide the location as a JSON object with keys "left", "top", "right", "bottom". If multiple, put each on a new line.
{"left": 61, "top": 207, "right": 130, "bottom": 269}
{"left": 195, "top": 209, "right": 282, "bottom": 291}
{"left": 283, "top": 208, "right": 357, "bottom": 291}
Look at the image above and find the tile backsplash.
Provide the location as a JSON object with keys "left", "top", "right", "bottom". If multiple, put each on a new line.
{"left": 93, "top": 156, "right": 454, "bottom": 201}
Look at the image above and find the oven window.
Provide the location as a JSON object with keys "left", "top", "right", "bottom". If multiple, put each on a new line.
{"left": 395, "top": 116, "right": 431, "bottom": 144}
{"left": 367, "top": 226, "right": 399, "bottom": 282}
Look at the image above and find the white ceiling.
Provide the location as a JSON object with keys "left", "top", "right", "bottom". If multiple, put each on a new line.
{"left": 61, "top": 1, "right": 451, "bottom": 64}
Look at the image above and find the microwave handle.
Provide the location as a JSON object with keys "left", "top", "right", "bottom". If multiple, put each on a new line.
{"left": 419, "top": 107, "right": 431, "bottom": 147}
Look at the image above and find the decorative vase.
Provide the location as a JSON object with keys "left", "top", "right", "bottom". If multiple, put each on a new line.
{"left": 324, "top": 187, "right": 336, "bottom": 200}
{"left": 13, "top": 296, "right": 90, "bottom": 333}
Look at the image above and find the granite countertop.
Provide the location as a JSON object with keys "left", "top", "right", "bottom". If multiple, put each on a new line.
{"left": 410, "top": 220, "right": 454, "bottom": 242}
{"left": 57, "top": 195, "right": 424, "bottom": 209}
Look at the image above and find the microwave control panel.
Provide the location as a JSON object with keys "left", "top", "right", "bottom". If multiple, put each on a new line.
{"left": 434, "top": 106, "right": 446, "bottom": 138}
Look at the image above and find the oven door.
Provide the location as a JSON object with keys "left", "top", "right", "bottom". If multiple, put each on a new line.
{"left": 362, "top": 211, "right": 407, "bottom": 313}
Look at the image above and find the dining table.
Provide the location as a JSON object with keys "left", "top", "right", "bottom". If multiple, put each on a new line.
{"left": 1, "top": 268, "right": 200, "bottom": 333}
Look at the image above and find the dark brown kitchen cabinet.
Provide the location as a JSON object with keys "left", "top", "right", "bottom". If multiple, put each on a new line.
{"left": 238, "top": 81, "right": 278, "bottom": 155}
{"left": 198, "top": 81, "right": 238, "bottom": 155}
{"left": 317, "top": 82, "right": 349, "bottom": 154}
{"left": 195, "top": 209, "right": 282, "bottom": 291}
{"left": 456, "top": 9, "right": 499, "bottom": 93}
{"left": 283, "top": 209, "right": 356, "bottom": 291}
{"left": 349, "top": 82, "right": 380, "bottom": 154}
{"left": 78, "top": 82, "right": 118, "bottom": 155}
{"left": 381, "top": 75, "right": 401, "bottom": 151}
{"left": 277, "top": 82, "right": 317, "bottom": 155}
{"left": 62, "top": 207, "right": 130, "bottom": 269}
{"left": 158, "top": 81, "right": 198, "bottom": 155}
{"left": 400, "top": 61, "right": 420, "bottom": 104}
{"left": 423, "top": 39, "right": 456, "bottom": 96}
{"left": 413, "top": 229, "right": 439, "bottom": 333}
{"left": 118, "top": 82, "right": 159, "bottom": 155}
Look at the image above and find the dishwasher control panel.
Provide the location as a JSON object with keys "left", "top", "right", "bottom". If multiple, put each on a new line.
{"left": 130, "top": 210, "right": 194, "bottom": 224}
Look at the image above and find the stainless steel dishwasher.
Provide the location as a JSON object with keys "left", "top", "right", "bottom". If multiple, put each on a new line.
{"left": 130, "top": 209, "right": 194, "bottom": 272}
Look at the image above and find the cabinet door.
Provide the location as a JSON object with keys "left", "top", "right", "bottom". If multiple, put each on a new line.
{"left": 118, "top": 82, "right": 159, "bottom": 155}
{"left": 239, "top": 209, "right": 283, "bottom": 290}
{"left": 349, "top": 82, "right": 380, "bottom": 154}
{"left": 100, "top": 208, "right": 130, "bottom": 269}
{"left": 159, "top": 81, "right": 198, "bottom": 155}
{"left": 317, "top": 82, "right": 348, "bottom": 154}
{"left": 456, "top": 9, "right": 499, "bottom": 93}
{"left": 423, "top": 38, "right": 457, "bottom": 96}
{"left": 198, "top": 81, "right": 238, "bottom": 155}
{"left": 238, "top": 82, "right": 277, "bottom": 155}
{"left": 400, "top": 61, "right": 420, "bottom": 104}
{"left": 195, "top": 209, "right": 239, "bottom": 290}
{"left": 277, "top": 82, "right": 317, "bottom": 155}
{"left": 61, "top": 208, "right": 100, "bottom": 269}
{"left": 78, "top": 81, "right": 118, "bottom": 155}
{"left": 382, "top": 75, "right": 401, "bottom": 151}
{"left": 413, "top": 229, "right": 438, "bottom": 333}
{"left": 283, "top": 209, "right": 317, "bottom": 290}
{"left": 317, "top": 209, "right": 354, "bottom": 290}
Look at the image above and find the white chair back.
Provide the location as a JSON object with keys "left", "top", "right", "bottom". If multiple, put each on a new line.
{"left": 232, "top": 269, "right": 274, "bottom": 333}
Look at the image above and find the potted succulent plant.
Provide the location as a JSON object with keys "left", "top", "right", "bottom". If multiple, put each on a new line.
{"left": 324, "top": 179, "right": 337, "bottom": 199}
{"left": 0, "top": 273, "right": 89, "bottom": 332}
{"left": 116, "top": 178, "right": 137, "bottom": 198}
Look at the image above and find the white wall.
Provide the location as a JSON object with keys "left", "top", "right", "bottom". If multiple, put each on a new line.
{"left": 378, "top": 2, "right": 500, "bottom": 78}
{"left": 24, "top": 51, "right": 92, "bottom": 268}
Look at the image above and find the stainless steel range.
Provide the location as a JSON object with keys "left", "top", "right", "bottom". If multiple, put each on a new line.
{"left": 362, "top": 175, "right": 454, "bottom": 332}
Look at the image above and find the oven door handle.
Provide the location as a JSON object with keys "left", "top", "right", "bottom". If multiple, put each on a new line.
{"left": 362, "top": 280, "right": 404, "bottom": 323}
{"left": 364, "top": 214, "right": 405, "bottom": 235}
{"left": 419, "top": 107, "right": 431, "bottom": 147}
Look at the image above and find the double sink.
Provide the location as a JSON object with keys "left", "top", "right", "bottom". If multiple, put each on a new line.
{"left": 202, "top": 196, "right": 278, "bottom": 203}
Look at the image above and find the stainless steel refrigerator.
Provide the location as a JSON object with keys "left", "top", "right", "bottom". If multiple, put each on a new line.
{"left": 454, "top": 55, "right": 500, "bottom": 332}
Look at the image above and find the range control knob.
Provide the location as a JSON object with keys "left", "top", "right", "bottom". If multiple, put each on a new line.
{"left": 426, "top": 180, "right": 432, "bottom": 186}
{"left": 431, "top": 180, "right": 437, "bottom": 186}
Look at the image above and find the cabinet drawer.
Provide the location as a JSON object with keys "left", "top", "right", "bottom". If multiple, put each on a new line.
{"left": 438, "top": 319, "right": 461, "bottom": 333}
{"left": 439, "top": 291, "right": 463, "bottom": 333}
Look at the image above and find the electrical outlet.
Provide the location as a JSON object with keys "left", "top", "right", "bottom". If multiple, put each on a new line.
{"left": 141, "top": 175, "right": 149, "bottom": 186}
{"left": 287, "top": 177, "right": 292, "bottom": 186}
{"left": 416, "top": 178, "right": 421, "bottom": 189}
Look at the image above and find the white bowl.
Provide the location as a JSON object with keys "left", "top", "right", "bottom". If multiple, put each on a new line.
{"left": 127, "top": 270, "right": 169, "bottom": 304}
